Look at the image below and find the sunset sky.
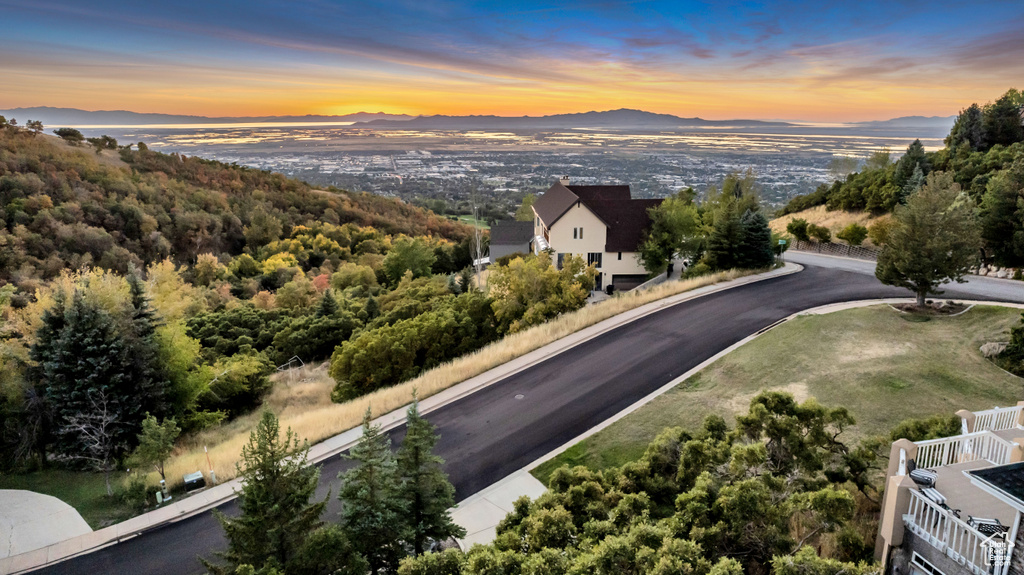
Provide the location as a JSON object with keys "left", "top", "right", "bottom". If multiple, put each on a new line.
{"left": 1, "top": 0, "right": 1022, "bottom": 122}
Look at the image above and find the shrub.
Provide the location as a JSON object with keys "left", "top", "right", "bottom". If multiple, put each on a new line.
{"left": 807, "top": 223, "right": 832, "bottom": 242}
{"left": 786, "top": 218, "right": 810, "bottom": 242}
{"left": 867, "top": 218, "right": 895, "bottom": 246}
{"left": 836, "top": 223, "right": 868, "bottom": 246}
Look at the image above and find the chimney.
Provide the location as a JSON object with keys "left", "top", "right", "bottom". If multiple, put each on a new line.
{"left": 559, "top": 175, "right": 570, "bottom": 185}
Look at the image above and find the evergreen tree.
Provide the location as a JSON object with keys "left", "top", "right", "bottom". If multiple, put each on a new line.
{"left": 207, "top": 411, "right": 325, "bottom": 574}
{"left": 897, "top": 164, "right": 925, "bottom": 205}
{"left": 31, "top": 292, "right": 139, "bottom": 459}
{"left": 893, "top": 139, "right": 929, "bottom": 188}
{"left": 458, "top": 267, "right": 474, "bottom": 293}
{"left": 737, "top": 210, "right": 775, "bottom": 269}
{"left": 127, "top": 271, "right": 169, "bottom": 419}
{"left": 982, "top": 90, "right": 1024, "bottom": 148}
{"left": 946, "top": 103, "right": 986, "bottom": 150}
{"left": 339, "top": 409, "right": 406, "bottom": 574}
{"left": 980, "top": 157, "right": 1024, "bottom": 267}
{"left": 876, "top": 172, "right": 982, "bottom": 306}
{"left": 704, "top": 203, "right": 743, "bottom": 270}
{"left": 315, "top": 289, "right": 339, "bottom": 317}
{"left": 397, "top": 398, "right": 465, "bottom": 555}
{"left": 364, "top": 296, "right": 380, "bottom": 321}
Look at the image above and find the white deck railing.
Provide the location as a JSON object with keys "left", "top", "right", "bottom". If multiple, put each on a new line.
{"left": 904, "top": 490, "right": 994, "bottom": 575}
{"left": 915, "top": 430, "right": 1016, "bottom": 469}
{"left": 972, "top": 406, "right": 1022, "bottom": 432}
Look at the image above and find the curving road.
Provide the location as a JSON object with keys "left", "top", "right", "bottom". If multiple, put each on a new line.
{"left": 37, "top": 255, "right": 1024, "bottom": 575}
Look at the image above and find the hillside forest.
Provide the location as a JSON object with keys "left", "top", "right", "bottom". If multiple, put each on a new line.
{"left": 779, "top": 88, "right": 1024, "bottom": 268}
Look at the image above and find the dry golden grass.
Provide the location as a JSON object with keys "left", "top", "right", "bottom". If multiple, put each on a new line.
{"left": 771, "top": 206, "right": 891, "bottom": 247}
{"left": 160, "top": 269, "right": 752, "bottom": 489}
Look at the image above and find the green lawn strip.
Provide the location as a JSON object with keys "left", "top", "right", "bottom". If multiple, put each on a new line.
{"left": 533, "top": 305, "right": 1024, "bottom": 485}
{"left": 456, "top": 215, "right": 491, "bottom": 230}
{"left": 0, "top": 469, "right": 136, "bottom": 529}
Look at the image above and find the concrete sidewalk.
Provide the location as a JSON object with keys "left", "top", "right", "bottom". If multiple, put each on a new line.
{"left": 1, "top": 263, "right": 801, "bottom": 574}
{"left": 0, "top": 491, "right": 91, "bottom": 561}
{"left": 451, "top": 471, "right": 547, "bottom": 549}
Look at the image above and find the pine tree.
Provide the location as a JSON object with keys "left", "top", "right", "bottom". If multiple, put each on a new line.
{"left": 31, "top": 292, "right": 138, "bottom": 459}
{"left": 316, "top": 289, "right": 339, "bottom": 317}
{"left": 458, "top": 267, "right": 474, "bottom": 293}
{"left": 364, "top": 296, "right": 380, "bottom": 321}
{"left": 126, "top": 271, "right": 169, "bottom": 419}
{"left": 206, "top": 411, "right": 325, "bottom": 574}
{"left": 704, "top": 203, "right": 743, "bottom": 271}
{"left": 946, "top": 103, "right": 986, "bottom": 150}
{"left": 736, "top": 210, "right": 774, "bottom": 269}
{"left": 897, "top": 164, "right": 925, "bottom": 205}
{"left": 397, "top": 398, "right": 465, "bottom": 555}
{"left": 339, "top": 409, "right": 406, "bottom": 575}
{"left": 893, "top": 139, "right": 929, "bottom": 188}
{"left": 876, "top": 172, "right": 982, "bottom": 306}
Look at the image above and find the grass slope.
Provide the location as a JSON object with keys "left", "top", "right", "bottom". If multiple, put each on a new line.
{"left": 533, "top": 305, "right": 1024, "bottom": 484}
{"left": 770, "top": 205, "right": 889, "bottom": 247}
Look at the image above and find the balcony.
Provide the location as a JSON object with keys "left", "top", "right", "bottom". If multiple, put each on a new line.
{"left": 903, "top": 489, "right": 1004, "bottom": 575}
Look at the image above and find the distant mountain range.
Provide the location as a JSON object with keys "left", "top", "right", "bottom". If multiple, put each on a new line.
{"left": 851, "top": 115, "right": 957, "bottom": 129}
{"left": 355, "top": 108, "right": 793, "bottom": 129}
{"left": 0, "top": 106, "right": 958, "bottom": 132}
{"left": 0, "top": 106, "right": 412, "bottom": 126}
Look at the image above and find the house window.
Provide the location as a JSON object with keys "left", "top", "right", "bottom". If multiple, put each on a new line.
{"left": 556, "top": 253, "right": 565, "bottom": 270}
{"left": 579, "top": 227, "right": 583, "bottom": 239}
{"left": 587, "top": 253, "right": 602, "bottom": 268}
{"left": 617, "top": 252, "right": 622, "bottom": 260}
{"left": 573, "top": 227, "right": 583, "bottom": 239}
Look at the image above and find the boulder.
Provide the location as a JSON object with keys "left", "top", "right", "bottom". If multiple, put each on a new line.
{"left": 997, "top": 269, "right": 1009, "bottom": 278}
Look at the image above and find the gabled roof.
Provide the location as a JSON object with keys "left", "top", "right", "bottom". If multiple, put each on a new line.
{"left": 566, "top": 185, "right": 632, "bottom": 202}
{"left": 532, "top": 180, "right": 661, "bottom": 253}
{"left": 532, "top": 182, "right": 578, "bottom": 227}
{"left": 490, "top": 221, "right": 534, "bottom": 246}
{"left": 587, "top": 199, "right": 662, "bottom": 252}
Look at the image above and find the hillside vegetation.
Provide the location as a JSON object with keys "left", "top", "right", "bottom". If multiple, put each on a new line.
{"left": 778, "top": 88, "right": 1024, "bottom": 266}
{"left": 769, "top": 206, "right": 890, "bottom": 248}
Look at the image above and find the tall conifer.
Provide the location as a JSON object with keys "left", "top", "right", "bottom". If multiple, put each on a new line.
{"left": 206, "top": 411, "right": 325, "bottom": 574}
{"left": 397, "top": 398, "right": 465, "bottom": 555}
{"left": 339, "top": 409, "right": 405, "bottom": 574}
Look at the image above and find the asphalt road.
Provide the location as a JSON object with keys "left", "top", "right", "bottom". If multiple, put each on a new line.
{"left": 37, "top": 257, "right": 1024, "bottom": 575}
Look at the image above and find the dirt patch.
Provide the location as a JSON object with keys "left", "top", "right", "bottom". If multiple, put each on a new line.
{"left": 727, "top": 382, "right": 810, "bottom": 413}
{"left": 836, "top": 340, "right": 915, "bottom": 363}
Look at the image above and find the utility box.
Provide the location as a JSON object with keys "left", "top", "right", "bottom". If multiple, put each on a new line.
{"left": 184, "top": 471, "right": 206, "bottom": 492}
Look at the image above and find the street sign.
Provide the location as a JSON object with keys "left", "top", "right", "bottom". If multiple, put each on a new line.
{"left": 778, "top": 239, "right": 787, "bottom": 245}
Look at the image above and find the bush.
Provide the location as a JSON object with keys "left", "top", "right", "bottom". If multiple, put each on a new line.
{"left": 786, "top": 218, "right": 810, "bottom": 242}
{"left": 123, "top": 474, "right": 153, "bottom": 511}
{"left": 867, "top": 218, "right": 895, "bottom": 246}
{"left": 807, "top": 223, "right": 832, "bottom": 242}
{"left": 494, "top": 252, "right": 529, "bottom": 267}
{"left": 684, "top": 261, "right": 712, "bottom": 278}
{"left": 836, "top": 223, "right": 868, "bottom": 246}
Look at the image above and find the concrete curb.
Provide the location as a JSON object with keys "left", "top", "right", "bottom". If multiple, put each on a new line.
{"left": 1, "top": 264, "right": 801, "bottom": 575}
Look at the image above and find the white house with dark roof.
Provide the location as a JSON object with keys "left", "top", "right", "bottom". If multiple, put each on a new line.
{"left": 531, "top": 178, "right": 660, "bottom": 291}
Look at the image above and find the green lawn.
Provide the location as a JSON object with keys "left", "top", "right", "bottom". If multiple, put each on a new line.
{"left": 533, "top": 304, "right": 1024, "bottom": 484}
{"left": 0, "top": 469, "right": 136, "bottom": 528}
{"left": 456, "top": 215, "right": 490, "bottom": 230}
